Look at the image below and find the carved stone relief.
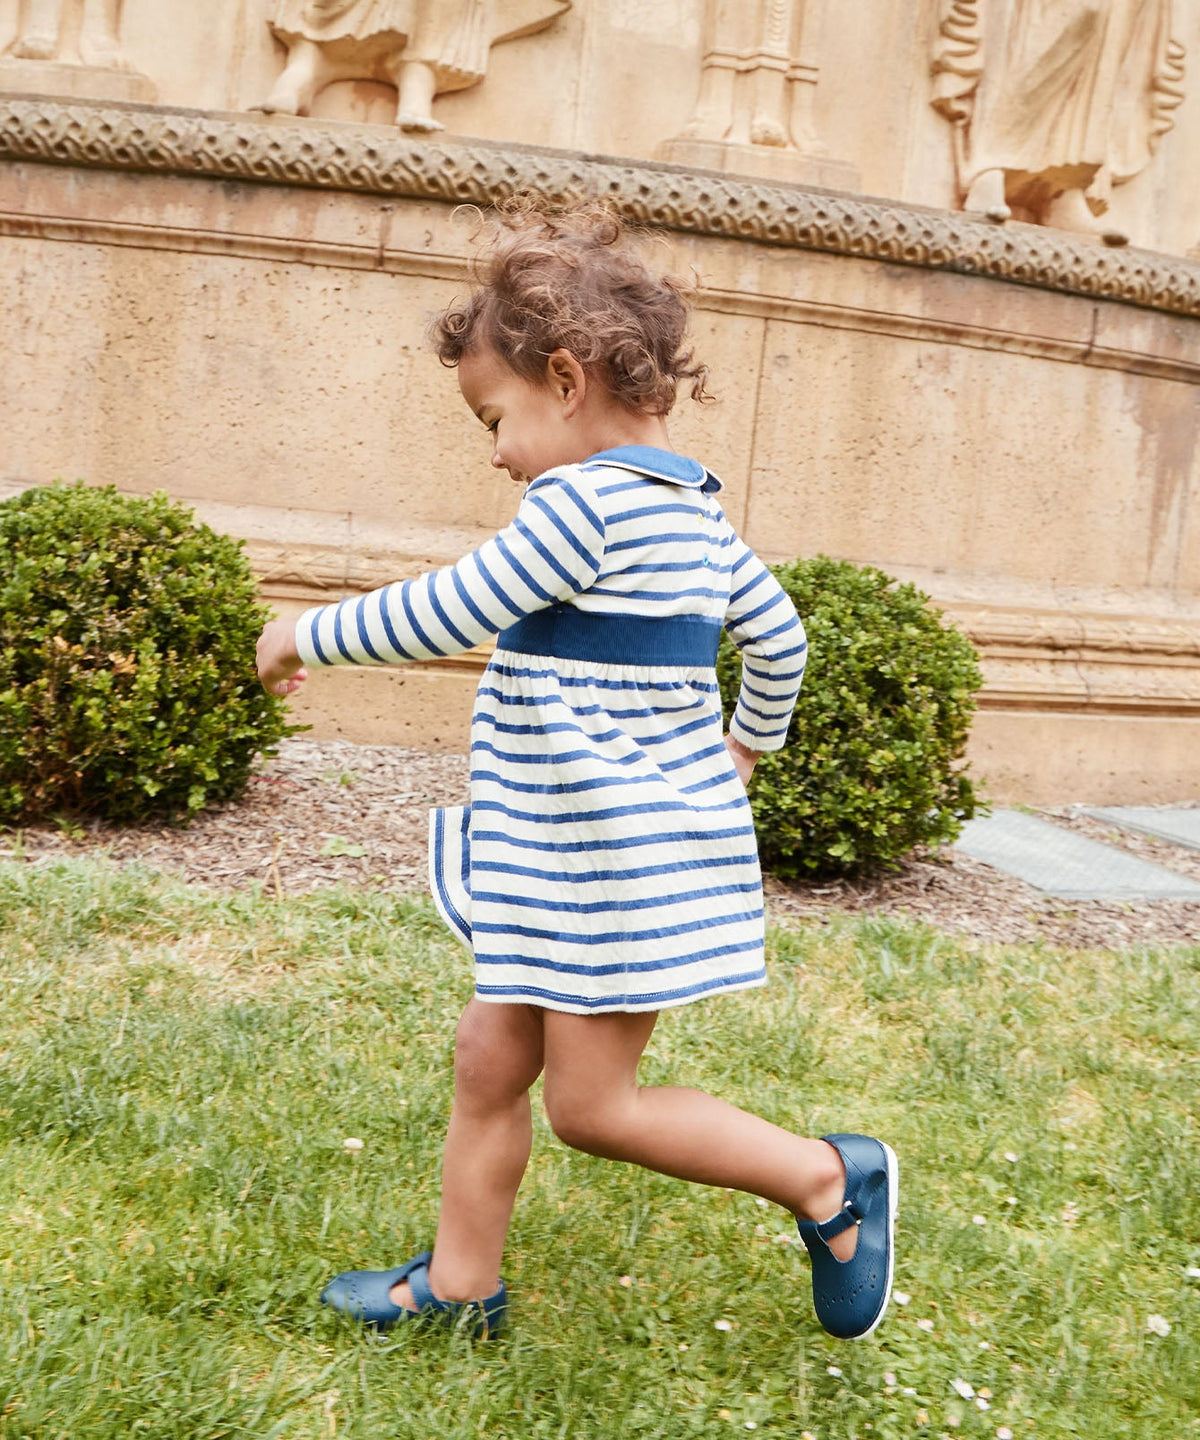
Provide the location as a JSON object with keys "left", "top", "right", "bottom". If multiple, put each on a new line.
{"left": 0, "top": 0, "right": 154, "bottom": 101}
{"left": 932, "top": 0, "right": 1185, "bottom": 245}
{"left": 658, "top": 0, "right": 858, "bottom": 189}
{"left": 257, "top": 0, "right": 570, "bottom": 132}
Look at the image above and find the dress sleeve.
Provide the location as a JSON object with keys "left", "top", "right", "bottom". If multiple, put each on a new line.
{"left": 722, "top": 536, "right": 807, "bottom": 753}
{"left": 295, "top": 472, "right": 606, "bottom": 668}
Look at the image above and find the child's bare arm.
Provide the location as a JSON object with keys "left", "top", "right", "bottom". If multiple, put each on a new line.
{"left": 725, "top": 732, "right": 761, "bottom": 788}
{"left": 257, "top": 617, "right": 308, "bottom": 696}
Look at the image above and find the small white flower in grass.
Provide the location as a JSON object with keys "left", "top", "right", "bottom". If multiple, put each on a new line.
{"left": 1146, "top": 1314, "right": 1171, "bottom": 1337}
{"left": 972, "top": 1215, "right": 987, "bottom": 1226}
{"left": 902, "top": 1387, "right": 917, "bottom": 1397}
{"left": 755, "top": 1197, "right": 769, "bottom": 1208}
{"left": 714, "top": 1318, "right": 734, "bottom": 1331}
{"left": 1004, "top": 1151, "right": 1019, "bottom": 1163}
{"left": 997, "top": 1428, "right": 1014, "bottom": 1440}
{"left": 917, "top": 1318, "right": 935, "bottom": 1332}
{"left": 754, "top": 1224, "right": 767, "bottom": 1236}
{"left": 342, "top": 1137, "right": 364, "bottom": 1152}
{"left": 1186, "top": 1266, "right": 1200, "bottom": 1280}
{"left": 893, "top": 1290, "right": 911, "bottom": 1306}
{"left": 801, "top": 1432, "right": 818, "bottom": 1440}
{"left": 915, "top": 1410, "right": 929, "bottom": 1426}
{"left": 978, "top": 1341, "right": 992, "bottom": 1350}
{"left": 745, "top": 1423, "right": 758, "bottom": 1431}
{"left": 827, "top": 1365, "right": 843, "bottom": 1377}
{"left": 883, "top": 1371, "right": 897, "bottom": 1386}
{"left": 1005, "top": 1197, "right": 1018, "bottom": 1207}
{"left": 619, "top": 1275, "right": 633, "bottom": 1288}
{"left": 976, "top": 1397, "right": 991, "bottom": 1411}
{"left": 951, "top": 1379, "right": 975, "bottom": 1401}
{"left": 678, "top": 1343, "right": 688, "bottom": 1352}
{"left": 947, "top": 1415, "right": 962, "bottom": 1429}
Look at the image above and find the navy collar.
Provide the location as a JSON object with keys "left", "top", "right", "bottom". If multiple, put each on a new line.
{"left": 582, "top": 445, "right": 723, "bottom": 494}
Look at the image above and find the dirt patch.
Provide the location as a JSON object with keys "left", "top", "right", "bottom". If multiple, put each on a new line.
{"left": 4, "top": 738, "right": 1198, "bottom": 953}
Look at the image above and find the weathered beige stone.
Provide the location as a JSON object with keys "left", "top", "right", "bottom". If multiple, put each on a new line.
{"left": 2, "top": 0, "right": 1200, "bottom": 803}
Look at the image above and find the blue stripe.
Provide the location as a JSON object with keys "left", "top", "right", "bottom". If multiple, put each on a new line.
{"left": 472, "top": 766, "right": 661, "bottom": 796}
{"left": 471, "top": 796, "right": 747, "bottom": 825}
{"left": 609, "top": 502, "right": 701, "bottom": 524}
{"left": 496, "top": 533, "right": 556, "bottom": 605}
{"left": 471, "top": 852, "right": 759, "bottom": 884}
{"left": 377, "top": 586, "right": 416, "bottom": 661}
{"left": 308, "top": 613, "right": 330, "bottom": 666}
{"left": 469, "top": 823, "right": 756, "bottom": 853}
{"left": 606, "top": 532, "right": 710, "bottom": 553}
{"left": 471, "top": 880, "right": 761, "bottom": 915}
{"left": 485, "top": 662, "right": 720, "bottom": 693}
{"left": 555, "top": 480, "right": 605, "bottom": 538}
{"left": 452, "top": 568, "right": 497, "bottom": 634}
{"left": 528, "top": 491, "right": 602, "bottom": 567}
{"left": 474, "top": 552, "right": 526, "bottom": 621}
{"left": 427, "top": 586, "right": 473, "bottom": 652}
{"left": 398, "top": 580, "right": 445, "bottom": 657}
{"left": 332, "top": 605, "right": 354, "bottom": 663}
{"left": 353, "top": 596, "right": 385, "bottom": 662}
{"left": 475, "top": 935, "right": 763, "bottom": 977}
{"left": 474, "top": 969, "right": 766, "bottom": 1009}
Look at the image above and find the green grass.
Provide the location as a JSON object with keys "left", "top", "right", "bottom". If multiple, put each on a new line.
{"left": 0, "top": 858, "right": 1197, "bottom": 1440}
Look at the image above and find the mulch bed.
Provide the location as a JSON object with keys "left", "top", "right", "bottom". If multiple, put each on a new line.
{"left": 4, "top": 738, "right": 1198, "bottom": 952}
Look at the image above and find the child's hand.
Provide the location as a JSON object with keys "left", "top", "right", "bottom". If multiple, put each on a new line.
{"left": 257, "top": 617, "right": 308, "bottom": 697}
{"left": 725, "top": 733, "right": 760, "bottom": 788}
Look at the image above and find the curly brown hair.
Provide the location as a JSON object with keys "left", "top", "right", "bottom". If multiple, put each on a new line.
{"left": 431, "top": 196, "right": 711, "bottom": 415}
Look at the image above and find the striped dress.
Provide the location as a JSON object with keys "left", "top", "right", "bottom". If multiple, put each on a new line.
{"left": 295, "top": 445, "right": 806, "bottom": 1013}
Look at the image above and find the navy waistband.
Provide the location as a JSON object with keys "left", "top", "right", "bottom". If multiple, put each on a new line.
{"left": 497, "top": 608, "right": 722, "bottom": 667}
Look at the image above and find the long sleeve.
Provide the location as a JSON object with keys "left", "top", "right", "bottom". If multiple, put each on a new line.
{"left": 723, "top": 539, "right": 806, "bottom": 752}
{"left": 295, "top": 472, "right": 606, "bottom": 668}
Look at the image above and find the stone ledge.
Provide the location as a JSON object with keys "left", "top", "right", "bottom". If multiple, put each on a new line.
{"left": 2, "top": 95, "right": 1200, "bottom": 319}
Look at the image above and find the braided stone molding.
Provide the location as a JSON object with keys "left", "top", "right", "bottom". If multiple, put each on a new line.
{"left": 3, "top": 95, "right": 1200, "bottom": 318}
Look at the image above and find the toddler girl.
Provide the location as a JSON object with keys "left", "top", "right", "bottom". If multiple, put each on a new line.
{"left": 256, "top": 197, "right": 897, "bottom": 1342}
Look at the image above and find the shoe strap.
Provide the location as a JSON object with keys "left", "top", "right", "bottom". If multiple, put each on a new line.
{"left": 406, "top": 1256, "right": 447, "bottom": 1314}
{"left": 813, "top": 1197, "right": 864, "bottom": 1243}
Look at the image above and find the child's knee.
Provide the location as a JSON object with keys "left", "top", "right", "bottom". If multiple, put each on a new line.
{"left": 543, "top": 1085, "right": 622, "bottom": 1156}
{"left": 452, "top": 1001, "right": 541, "bottom": 1102}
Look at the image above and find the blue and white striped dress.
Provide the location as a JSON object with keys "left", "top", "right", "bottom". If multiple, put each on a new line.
{"left": 296, "top": 446, "right": 806, "bottom": 1013}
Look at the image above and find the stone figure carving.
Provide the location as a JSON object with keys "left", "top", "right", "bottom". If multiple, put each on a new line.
{"left": 6, "top": 0, "right": 126, "bottom": 66}
{"left": 677, "top": 0, "right": 815, "bottom": 153}
{"left": 259, "top": 0, "right": 571, "bottom": 132}
{"left": 1, "top": 0, "right": 154, "bottom": 98}
{"left": 658, "top": 0, "right": 857, "bottom": 188}
{"left": 932, "top": 0, "right": 1186, "bottom": 243}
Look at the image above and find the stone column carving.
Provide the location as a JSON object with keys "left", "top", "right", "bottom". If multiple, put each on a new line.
{"left": 932, "top": 0, "right": 1185, "bottom": 244}
{"left": 258, "top": 0, "right": 570, "bottom": 133}
{"left": 0, "top": 0, "right": 154, "bottom": 101}
{"left": 658, "top": 0, "right": 858, "bottom": 189}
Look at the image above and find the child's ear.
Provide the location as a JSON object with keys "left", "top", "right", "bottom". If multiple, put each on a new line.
{"left": 546, "top": 349, "right": 586, "bottom": 414}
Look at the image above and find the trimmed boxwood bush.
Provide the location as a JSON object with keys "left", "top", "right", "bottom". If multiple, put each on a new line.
{"left": 718, "top": 555, "right": 984, "bottom": 877}
{"left": 0, "top": 483, "right": 292, "bottom": 825}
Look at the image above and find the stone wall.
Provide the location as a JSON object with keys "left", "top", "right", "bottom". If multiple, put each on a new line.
{"left": 2, "top": 0, "right": 1199, "bottom": 803}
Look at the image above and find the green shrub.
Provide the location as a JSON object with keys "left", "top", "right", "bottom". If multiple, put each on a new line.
{"left": 718, "top": 555, "right": 984, "bottom": 877}
{"left": 0, "top": 483, "right": 292, "bottom": 825}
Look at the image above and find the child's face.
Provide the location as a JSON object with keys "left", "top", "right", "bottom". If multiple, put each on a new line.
{"left": 458, "top": 344, "right": 590, "bottom": 486}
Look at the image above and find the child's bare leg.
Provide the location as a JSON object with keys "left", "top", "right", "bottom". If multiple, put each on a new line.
{"left": 541, "top": 1010, "right": 858, "bottom": 1260}
{"left": 390, "top": 998, "right": 544, "bottom": 1308}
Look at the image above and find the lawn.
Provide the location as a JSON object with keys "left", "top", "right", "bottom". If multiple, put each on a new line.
{"left": 0, "top": 857, "right": 1196, "bottom": 1439}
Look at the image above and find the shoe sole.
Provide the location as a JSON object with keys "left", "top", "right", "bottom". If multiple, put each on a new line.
{"left": 850, "top": 1141, "right": 898, "bottom": 1341}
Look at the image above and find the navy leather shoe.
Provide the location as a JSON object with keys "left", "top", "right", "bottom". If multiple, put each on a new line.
{"left": 320, "top": 1250, "right": 507, "bottom": 1339}
{"left": 796, "top": 1134, "right": 897, "bottom": 1340}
